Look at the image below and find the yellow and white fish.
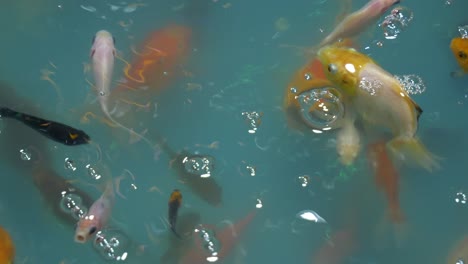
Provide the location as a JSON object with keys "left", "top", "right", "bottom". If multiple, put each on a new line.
{"left": 317, "top": 45, "right": 440, "bottom": 171}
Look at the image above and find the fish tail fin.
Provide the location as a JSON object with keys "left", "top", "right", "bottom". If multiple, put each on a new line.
{"left": 105, "top": 113, "right": 157, "bottom": 151}
{"left": 387, "top": 204, "right": 405, "bottom": 224}
{"left": 0, "top": 107, "right": 15, "bottom": 118}
{"left": 387, "top": 136, "right": 441, "bottom": 172}
{"left": 171, "top": 226, "right": 182, "bottom": 239}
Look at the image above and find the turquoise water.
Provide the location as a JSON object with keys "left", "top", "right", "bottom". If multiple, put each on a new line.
{"left": 0, "top": 0, "right": 467, "bottom": 263}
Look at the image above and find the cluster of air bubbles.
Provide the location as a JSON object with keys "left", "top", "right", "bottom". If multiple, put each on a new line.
{"left": 255, "top": 198, "right": 263, "bottom": 209}
{"left": 242, "top": 111, "right": 263, "bottom": 134}
{"left": 379, "top": 6, "right": 414, "bottom": 39}
{"left": 394, "top": 74, "right": 427, "bottom": 95}
{"left": 182, "top": 155, "right": 215, "bottom": 178}
{"left": 59, "top": 192, "right": 87, "bottom": 220}
{"left": 458, "top": 25, "right": 468, "bottom": 39}
{"left": 93, "top": 229, "right": 130, "bottom": 262}
{"left": 86, "top": 164, "right": 102, "bottom": 180}
{"left": 359, "top": 77, "right": 383, "bottom": 96}
{"left": 297, "top": 87, "right": 344, "bottom": 130}
{"left": 455, "top": 191, "right": 467, "bottom": 204}
{"left": 246, "top": 165, "right": 256, "bottom": 176}
{"left": 64, "top": 157, "right": 77, "bottom": 171}
{"left": 19, "top": 148, "right": 32, "bottom": 161}
{"left": 297, "top": 175, "right": 310, "bottom": 188}
{"left": 193, "top": 225, "right": 221, "bottom": 263}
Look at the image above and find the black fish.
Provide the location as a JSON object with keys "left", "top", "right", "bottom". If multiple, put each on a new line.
{"left": 0, "top": 107, "right": 90, "bottom": 145}
{"left": 168, "top": 189, "right": 183, "bottom": 238}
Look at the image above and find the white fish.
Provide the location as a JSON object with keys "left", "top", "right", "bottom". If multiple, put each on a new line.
{"left": 90, "top": 30, "right": 155, "bottom": 148}
{"left": 74, "top": 182, "right": 115, "bottom": 243}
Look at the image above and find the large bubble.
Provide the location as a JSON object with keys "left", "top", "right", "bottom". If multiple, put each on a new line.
{"left": 296, "top": 87, "right": 345, "bottom": 130}
{"left": 379, "top": 6, "right": 414, "bottom": 40}
{"left": 93, "top": 229, "right": 131, "bottom": 262}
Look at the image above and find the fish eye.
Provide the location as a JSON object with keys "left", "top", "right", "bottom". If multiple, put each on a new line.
{"left": 328, "top": 64, "right": 338, "bottom": 74}
{"left": 458, "top": 51, "right": 467, "bottom": 59}
{"left": 89, "top": 227, "right": 97, "bottom": 235}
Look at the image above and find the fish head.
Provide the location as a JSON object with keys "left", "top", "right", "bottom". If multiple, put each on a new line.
{"left": 169, "top": 189, "right": 182, "bottom": 203}
{"left": 74, "top": 214, "right": 100, "bottom": 243}
{"left": 450, "top": 37, "right": 468, "bottom": 71}
{"left": 91, "top": 30, "right": 116, "bottom": 58}
{"left": 317, "top": 45, "right": 370, "bottom": 97}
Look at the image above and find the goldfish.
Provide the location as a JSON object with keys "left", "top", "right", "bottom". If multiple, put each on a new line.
{"left": 367, "top": 141, "right": 404, "bottom": 223}
{"left": 179, "top": 209, "right": 257, "bottom": 263}
{"left": 446, "top": 235, "right": 468, "bottom": 264}
{"left": 0, "top": 106, "right": 90, "bottom": 145}
{"left": 284, "top": 39, "right": 356, "bottom": 132}
{"left": 0, "top": 226, "right": 14, "bottom": 264}
{"left": 114, "top": 24, "right": 192, "bottom": 95}
{"left": 450, "top": 36, "right": 468, "bottom": 77}
{"left": 168, "top": 189, "right": 183, "bottom": 238}
{"left": 74, "top": 181, "right": 115, "bottom": 243}
{"left": 319, "top": 0, "right": 400, "bottom": 48}
{"left": 91, "top": 30, "right": 156, "bottom": 149}
{"left": 317, "top": 45, "right": 440, "bottom": 171}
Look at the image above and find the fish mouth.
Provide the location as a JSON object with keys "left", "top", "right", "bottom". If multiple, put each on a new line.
{"left": 74, "top": 233, "right": 87, "bottom": 243}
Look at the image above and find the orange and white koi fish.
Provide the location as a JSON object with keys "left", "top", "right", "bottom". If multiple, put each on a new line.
{"left": 319, "top": 0, "right": 400, "bottom": 48}
{"left": 317, "top": 45, "right": 440, "bottom": 171}
{"left": 91, "top": 30, "right": 154, "bottom": 148}
{"left": 450, "top": 35, "right": 468, "bottom": 77}
{"left": 367, "top": 141, "right": 404, "bottom": 223}
{"left": 74, "top": 182, "right": 115, "bottom": 243}
{"left": 0, "top": 226, "right": 14, "bottom": 264}
{"left": 179, "top": 209, "right": 257, "bottom": 263}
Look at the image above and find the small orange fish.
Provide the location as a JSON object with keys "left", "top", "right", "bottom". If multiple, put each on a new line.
{"left": 0, "top": 226, "right": 14, "bottom": 264}
{"left": 115, "top": 24, "right": 192, "bottom": 95}
{"left": 179, "top": 210, "right": 257, "bottom": 263}
{"left": 168, "top": 189, "right": 183, "bottom": 238}
{"left": 450, "top": 37, "right": 468, "bottom": 77}
{"left": 367, "top": 141, "right": 404, "bottom": 223}
{"left": 311, "top": 228, "right": 356, "bottom": 264}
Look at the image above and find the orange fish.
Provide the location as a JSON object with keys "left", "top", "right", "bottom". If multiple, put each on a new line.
{"left": 450, "top": 37, "right": 468, "bottom": 77}
{"left": 0, "top": 226, "right": 14, "bottom": 264}
{"left": 446, "top": 235, "right": 468, "bottom": 264}
{"left": 311, "top": 228, "right": 356, "bottom": 264}
{"left": 367, "top": 141, "right": 405, "bottom": 223}
{"left": 284, "top": 39, "right": 356, "bottom": 131}
{"left": 179, "top": 209, "right": 257, "bottom": 264}
{"left": 168, "top": 189, "right": 183, "bottom": 238}
{"left": 114, "top": 24, "right": 192, "bottom": 95}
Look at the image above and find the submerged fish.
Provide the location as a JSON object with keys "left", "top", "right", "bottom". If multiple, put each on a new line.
{"left": 91, "top": 30, "right": 155, "bottom": 148}
{"left": 317, "top": 45, "right": 439, "bottom": 171}
{"left": 0, "top": 226, "right": 14, "bottom": 264}
{"left": 168, "top": 189, "right": 183, "bottom": 238}
{"left": 74, "top": 181, "right": 115, "bottom": 243}
{"left": 450, "top": 36, "right": 468, "bottom": 77}
{"left": 0, "top": 106, "right": 89, "bottom": 145}
{"left": 319, "top": 0, "right": 400, "bottom": 48}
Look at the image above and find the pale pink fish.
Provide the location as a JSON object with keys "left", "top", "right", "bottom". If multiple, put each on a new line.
{"left": 74, "top": 182, "right": 115, "bottom": 243}
{"left": 319, "top": 0, "right": 400, "bottom": 48}
{"left": 90, "top": 30, "right": 155, "bottom": 147}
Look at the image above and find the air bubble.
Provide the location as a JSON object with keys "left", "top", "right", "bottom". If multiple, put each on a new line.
{"left": 297, "top": 87, "right": 344, "bottom": 129}
{"left": 86, "top": 164, "right": 102, "bottom": 180}
{"left": 379, "top": 6, "right": 413, "bottom": 40}
{"left": 182, "top": 155, "right": 215, "bottom": 178}
{"left": 242, "top": 111, "right": 263, "bottom": 134}
{"left": 93, "top": 229, "right": 130, "bottom": 262}
{"left": 64, "top": 158, "right": 77, "bottom": 171}
{"left": 19, "top": 148, "right": 32, "bottom": 161}
{"left": 246, "top": 165, "right": 256, "bottom": 176}
{"left": 458, "top": 25, "right": 468, "bottom": 39}
{"left": 193, "top": 225, "right": 220, "bottom": 262}
{"left": 394, "top": 74, "right": 426, "bottom": 95}
{"left": 71, "top": 205, "right": 88, "bottom": 220}
{"left": 359, "top": 77, "right": 383, "bottom": 96}
{"left": 290, "top": 87, "right": 297, "bottom": 94}
{"left": 59, "top": 193, "right": 83, "bottom": 214}
{"left": 455, "top": 191, "right": 467, "bottom": 204}
{"left": 297, "top": 175, "right": 310, "bottom": 187}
